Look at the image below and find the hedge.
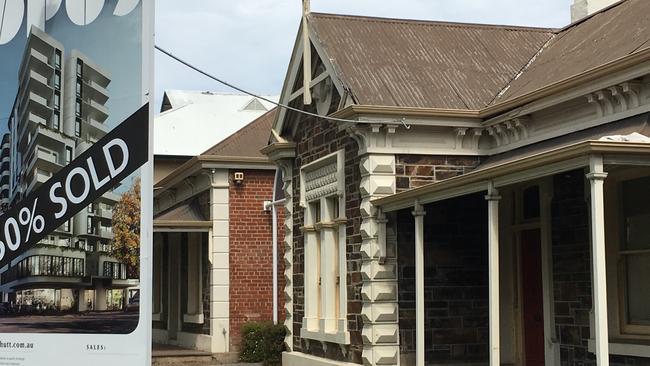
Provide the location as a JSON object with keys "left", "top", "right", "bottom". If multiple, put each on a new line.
{"left": 240, "top": 321, "right": 286, "bottom": 365}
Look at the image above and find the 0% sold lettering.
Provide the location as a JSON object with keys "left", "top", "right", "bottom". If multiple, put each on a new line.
{"left": 0, "top": 199, "right": 45, "bottom": 261}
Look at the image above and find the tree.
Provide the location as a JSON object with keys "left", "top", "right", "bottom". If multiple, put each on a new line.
{"left": 111, "top": 178, "right": 140, "bottom": 279}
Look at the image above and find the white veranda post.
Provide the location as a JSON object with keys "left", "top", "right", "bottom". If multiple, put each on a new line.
{"left": 486, "top": 182, "right": 501, "bottom": 366}
{"left": 412, "top": 202, "right": 426, "bottom": 366}
{"left": 586, "top": 155, "right": 610, "bottom": 366}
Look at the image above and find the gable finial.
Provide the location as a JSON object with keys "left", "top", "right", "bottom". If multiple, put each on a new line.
{"left": 302, "top": 0, "right": 312, "bottom": 105}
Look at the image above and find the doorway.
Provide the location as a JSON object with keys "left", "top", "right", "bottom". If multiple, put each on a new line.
{"left": 520, "top": 229, "right": 545, "bottom": 366}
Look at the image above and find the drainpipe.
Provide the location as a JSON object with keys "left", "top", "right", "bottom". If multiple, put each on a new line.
{"left": 264, "top": 168, "right": 285, "bottom": 325}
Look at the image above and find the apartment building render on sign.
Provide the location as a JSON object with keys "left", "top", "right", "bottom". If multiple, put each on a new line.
{"left": 0, "top": 26, "right": 137, "bottom": 312}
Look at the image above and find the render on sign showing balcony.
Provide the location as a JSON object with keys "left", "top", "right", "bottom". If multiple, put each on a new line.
{"left": 88, "top": 206, "right": 114, "bottom": 220}
{"left": 84, "top": 116, "right": 110, "bottom": 139}
{"left": 82, "top": 97, "right": 109, "bottom": 122}
{"left": 18, "top": 48, "right": 54, "bottom": 83}
{"left": 25, "top": 168, "right": 53, "bottom": 194}
{"left": 25, "top": 147, "right": 62, "bottom": 175}
{"left": 18, "top": 112, "right": 48, "bottom": 145}
{"left": 99, "top": 226, "right": 114, "bottom": 240}
{"left": 18, "top": 70, "right": 53, "bottom": 101}
{"left": 21, "top": 92, "right": 52, "bottom": 122}
{"left": 78, "top": 56, "right": 111, "bottom": 89}
{"left": 83, "top": 79, "right": 109, "bottom": 105}
{"left": 97, "top": 207, "right": 114, "bottom": 219}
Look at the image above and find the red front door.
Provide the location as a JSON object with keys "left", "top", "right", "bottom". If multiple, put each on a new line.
{"left": 521, "top": 229, "right": 545, "bottom": 366}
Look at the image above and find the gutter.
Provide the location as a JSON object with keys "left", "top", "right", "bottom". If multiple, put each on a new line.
{"left": 372, "top": 141, "right": 650, "bottom": 211}
{"left": 325, "top": 48, "right": 650, "bottom": 124}
{"left": 155, "top": 155, "right": 275, "bottom": 197}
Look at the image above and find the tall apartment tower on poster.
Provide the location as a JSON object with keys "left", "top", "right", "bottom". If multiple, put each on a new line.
{"left": 0, "top": 26, "right": 137, "bottom": 312}
{"left": 0, "top": 134, "right": 10, "bottom": 209}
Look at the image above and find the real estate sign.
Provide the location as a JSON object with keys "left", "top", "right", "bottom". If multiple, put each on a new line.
{"left": 0, "top": 1, "right": 153, "bottom": 365}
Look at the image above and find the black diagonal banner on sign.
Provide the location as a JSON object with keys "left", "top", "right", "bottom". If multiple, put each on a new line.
{"left": 0, "top": 104, "right": 149, "bottom": 269}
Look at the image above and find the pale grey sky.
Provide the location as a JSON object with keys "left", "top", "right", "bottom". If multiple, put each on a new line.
{"left": 154, "top": 0, "right": 573, "bottom": 111}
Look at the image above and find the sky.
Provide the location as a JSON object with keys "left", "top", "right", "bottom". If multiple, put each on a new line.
{"left": 0, "top": 1, "right": 142, "bottom": 135}
{"left": 154, "top": 0, "right": 573, "bottom": 112}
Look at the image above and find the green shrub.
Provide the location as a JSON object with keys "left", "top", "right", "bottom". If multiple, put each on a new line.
{"left": 239, "top": 321, "right": 286, "bottom": 365}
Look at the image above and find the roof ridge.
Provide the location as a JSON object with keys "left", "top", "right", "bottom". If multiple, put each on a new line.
{"left": 309, "top": 12, "right": 556, "bottom": 33}
{"left": 201, "top": 108, "right": 277, "bottom": 156}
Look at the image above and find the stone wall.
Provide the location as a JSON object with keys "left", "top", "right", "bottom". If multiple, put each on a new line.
{"left": 551, "top": 169, "right": 649, "bottom": 366}
{"left": 397, "top": 193, "right": 489, "bottom": 365}
{"left": 552, "top": 170, "right": 594, "bottom": 365}
{"left": 395, "top": 155, "right": 482, "bottom": 191}
{"left": 292, "top": 115, "right": 364, "bottom": 363}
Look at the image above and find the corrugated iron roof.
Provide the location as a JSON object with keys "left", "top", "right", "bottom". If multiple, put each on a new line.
{"left": 495, "top": 0, "right": 650, "bottom": 104}
{"left": 154, "top": 91, "right": 278, "bottom": 156}
{"left": 308, "top": 13, "right": 554, "bottom": 110}
{"left": 307, "top": 0, "right": 649, "bottom": 112}
{"left": 201, "top": 108, "right": 277, "bottom": 159}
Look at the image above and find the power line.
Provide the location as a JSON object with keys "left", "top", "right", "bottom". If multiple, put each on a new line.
{"left": 154, "top": 45, "right": 410, "bottom": 129}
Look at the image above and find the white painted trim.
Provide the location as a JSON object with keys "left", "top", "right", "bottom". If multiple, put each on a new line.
{"left": 486, "top": 182, "right": 501, "bottom": 366}
{"left": 587, "top": 155, "right": 610, "bottom": 366}
{"left": 299, "top": 329, "right": 350, "bottom": 345}
{"left": 484, "top": 62, "right": 650, "bottom": 126}
{"left": 539, "top": 179, "right": 561, "bottom": 366}
{"left": 209, "top": 169, "right": 230, "bottom": 354}
{"left": 183, "top": 313, "right": 205, "bottom": 324}
{"left": 283, "top": 352, "right": 360, "bottom": 366}
{"left": 588, "top": 339, "right": 650, "bottom": 358}
{"left": 488, "top": 104, "right": 650, "bottom": 156}
{"left": 176, "top": 331, "right": 213, "bottom": 353}
{"left": 381, "top": 180, "right": 488, "bottom": 212}
{"left": 412, "top": 202, "right": 425, "bottom": 366}
{"left": 493, "top": 156, "right": 589, "bottom": 188}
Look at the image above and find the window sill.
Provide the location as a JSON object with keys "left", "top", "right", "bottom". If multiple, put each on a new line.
{"left": 183, "top": 313, "right": 204, "bottom": 324}
{"left": 300, "top": 327, "right": 350, "bottom": 345}
{"left": 588, "top": 339, "right": 650, "bottom": 358}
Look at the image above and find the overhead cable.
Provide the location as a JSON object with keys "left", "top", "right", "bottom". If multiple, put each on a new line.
{"left": 155, "top": 45, "right": 410, "bottom": 129}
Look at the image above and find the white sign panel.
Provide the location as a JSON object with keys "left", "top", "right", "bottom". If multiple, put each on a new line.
{"left": 0, "top": 1, "right": 153, "bottom": 364}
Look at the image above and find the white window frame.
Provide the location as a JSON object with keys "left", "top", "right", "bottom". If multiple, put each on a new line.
{"left": 299, "top": 150, "right": 349, "bottom": 344}
{"left": 590, "top": 168, "right": 650, "bottom": 358}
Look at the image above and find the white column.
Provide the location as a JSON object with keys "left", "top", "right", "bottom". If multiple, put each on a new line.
{"left": 209, "top": 170, "right": 230, "bottom": 353}
{"left": 320, "top": 198, "right": 338, "bottom": 332}
{"left": 412, "top": 202, "right": 426, "bottom": 366}
{"left": 303, "top": 206, "right": 320, "bottom": 331}
{"left": 586, "top": 156, "right": 610, "bottom": 366}
{"left": 486, "top": 182, "right": 501, "bottom": 366}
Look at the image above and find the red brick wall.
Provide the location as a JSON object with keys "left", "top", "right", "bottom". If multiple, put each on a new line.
{"left": 228, "top": 169, "right": 284, "bottom": 352}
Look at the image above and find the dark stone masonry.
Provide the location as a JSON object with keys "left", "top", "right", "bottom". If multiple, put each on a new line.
{"left": 396, "top": 155, "right": 482, "bottom": 191}
{"left": 397, "top": 193, "right": 489, "bottom": 365}
{"left": 552, "top": 170, "right": 650, "bottom": 366}
{"left": 292, "top": 114, "right": 364, "bottom": 364}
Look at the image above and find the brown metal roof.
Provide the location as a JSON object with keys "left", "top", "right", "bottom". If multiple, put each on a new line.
{"left": 495, "top": 0, "right": 650, "bottom": 104}
{"left": 308, "top": 13, "right": 554, "bottom": 110}
{"left": 201, "top": 108, "right": 277, "bottom": 159}
{"left": 308, "top": 0, "right": 649, "bottom": 112}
